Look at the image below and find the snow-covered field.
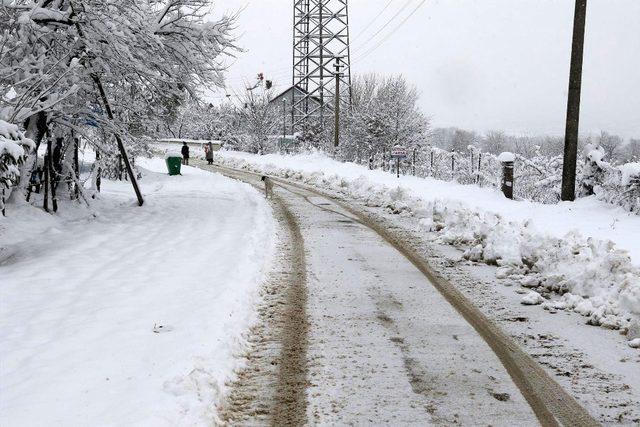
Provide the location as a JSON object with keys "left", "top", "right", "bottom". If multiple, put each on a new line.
{"left": 214, "top": 151, "right": 640, "bottom": 343}
{"left": 0, "top": 158, "right": 275, "bottom": 425}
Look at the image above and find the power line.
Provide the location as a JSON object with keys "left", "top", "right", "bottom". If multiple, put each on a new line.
{"left": 223, "top": 0, "right": 400, "bottom": 83}
{"left": 224, "top": 1, "right": 420, "bottom": 92}
{"left": 353, "top": 0, "right": 427, "bottom": 64}
{"left": 351, "top": 0, "right": 394, "bottom": 43}
{"left": 350, "top": 0, "right": 415, "bottom": 52}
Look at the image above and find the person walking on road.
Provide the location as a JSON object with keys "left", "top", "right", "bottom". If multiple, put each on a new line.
{"left": 205, "top": 142, "right": 214, "bottom": 165}
{"left": 181, "top": 142, "right": 190, "bottom": 166}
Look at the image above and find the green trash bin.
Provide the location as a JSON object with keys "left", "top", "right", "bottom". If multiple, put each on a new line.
{"left": 166, "top": 155, "right": 182, "bottom": 176}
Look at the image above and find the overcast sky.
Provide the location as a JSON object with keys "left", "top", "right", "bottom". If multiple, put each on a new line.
{"left": 211, "top": 0, "right": 640, "bottom": 139}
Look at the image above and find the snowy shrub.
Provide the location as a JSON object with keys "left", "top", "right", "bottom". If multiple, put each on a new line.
{"left": 0, "top": 120, "right": 35, "bottom": 213}
{"left": 412, "top": 146, "right": 563, "bottom": 204}
{"left": 514, "top": 150, "right": 563, "bottom": 204}
{"left": 579, "top": 145, "right": 640, "bottom": 214}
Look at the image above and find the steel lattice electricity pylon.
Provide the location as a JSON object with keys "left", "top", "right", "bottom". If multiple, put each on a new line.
{"left": 292, "top": 0, "right": 352, "bottom": 132}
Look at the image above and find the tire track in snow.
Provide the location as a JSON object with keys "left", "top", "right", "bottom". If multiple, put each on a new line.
{"left": 212, "top": 163, "right": 599, "bottom": 427}
{"left": 196, "top": 164, "right": 309, "bottom": 426}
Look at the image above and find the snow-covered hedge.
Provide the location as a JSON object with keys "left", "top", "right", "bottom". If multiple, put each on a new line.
{"left": 373, "top": 146, "right": 566, "bottom": 204}
{"left": 215, "top": 153, "right": 640, "bottom": 344}
{"left": 0, "top": 120, "right": 35, "bottom": 213}
{"left": 365, "top": 144, "right": 639, "bottom": 212}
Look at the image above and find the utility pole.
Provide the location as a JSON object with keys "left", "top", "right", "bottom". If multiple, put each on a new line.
{"left": 334, "top": 57, "right": 343, "bottom": 149}
{"left": 283, "top": 99, "right": 287, "bottom": 139}
{"left": 282, "top": 98, "right": 287, "bottom": 153}
{"left": 561, "top": 0, "right": 588, "bottom": 201}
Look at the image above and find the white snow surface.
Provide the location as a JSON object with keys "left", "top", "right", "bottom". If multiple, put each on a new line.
{"left": 214, "top": 150, "right": 640, "bottom": 334}
{"left": 0, "top": 158, "right": 275, "bottom": 425}
{"left": 497, "top": 151, "right": 516, "bottom": 163}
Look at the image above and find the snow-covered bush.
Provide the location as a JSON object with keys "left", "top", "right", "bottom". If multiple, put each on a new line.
{"left": 337, "top": 140, "right": 640, "bottom": 212}
{"left": 0, "top": 120, "right": 35, "bottom": 213}
{"left": 580, "top": 145, "right": 640, "bottom": 214}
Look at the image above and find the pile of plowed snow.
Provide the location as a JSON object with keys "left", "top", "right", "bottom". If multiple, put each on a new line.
{"left": 214, "top": 151, "right": 640, "bottom": 345}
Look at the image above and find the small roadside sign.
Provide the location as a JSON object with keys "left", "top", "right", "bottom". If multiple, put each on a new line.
{"left": 391, "top": 146, "right": 407, "bottom": 158}
{"left": 390, "top": 145, "right": 407, "bottom": 178}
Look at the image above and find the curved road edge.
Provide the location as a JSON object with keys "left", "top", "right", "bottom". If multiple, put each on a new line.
{"left": 214, "top": 170, "right": 309, "bottom": 426}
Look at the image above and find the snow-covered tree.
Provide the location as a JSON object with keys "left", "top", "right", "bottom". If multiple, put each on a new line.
{"left": 482, "top": 131, "right": 507, "bottom": 154}
{"left": 296, "top": 119, "right": 328, "bottom": 152}
{"left": 1, "top": 0, "right": 237, "bottom": 204}
{"left": 165, "top": 102, "right": 224, "bottom": 141}
{"left": 597, "top": 131, "right": 623, "bottom": 163}
{"left": 621, "top": 138, "right": 640, "bottom": 163}
{"left": 0, "top": 120, "right": 35, "bottom": 214}
{"left": 234, "top": 89, "right": 278, "bottom": 154}
{"left": 343, "top": 74, "right": 429, "bottom": 163}
{"left": 450, "top": 129, "right": 478, "bottom": 153}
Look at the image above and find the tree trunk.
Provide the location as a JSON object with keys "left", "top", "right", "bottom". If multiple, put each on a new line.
{"left": 8, "top": 112, "right": 47, "bottom": 203}
{"left": 74, "top": 136, "right": 80, "bottom": 199}
{"left": 91, "top": 74, "right": 144, "bottom": 206}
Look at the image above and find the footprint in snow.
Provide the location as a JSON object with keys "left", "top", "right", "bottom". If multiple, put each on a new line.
{"left": 153, "top": 323, "right": 174, "bottom": 333}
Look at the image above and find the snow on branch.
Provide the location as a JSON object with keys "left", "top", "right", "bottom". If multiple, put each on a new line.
{"left": 0, "top": 119, "right": 35, "bottom": 212}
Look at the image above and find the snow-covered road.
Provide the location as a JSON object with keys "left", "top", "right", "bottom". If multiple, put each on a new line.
{"left": 287, "top": 187, "right": 537, "bottom": 425}
{"left": 204, "top": 163, "right": 597, "bottom": 426}
{"left": 0, "top": 159, "right": 275, "bottom": 425}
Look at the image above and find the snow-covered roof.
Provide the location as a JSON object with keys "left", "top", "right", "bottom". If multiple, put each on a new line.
{"left": 269, "top": 85, "right": 327, "bottom": 109}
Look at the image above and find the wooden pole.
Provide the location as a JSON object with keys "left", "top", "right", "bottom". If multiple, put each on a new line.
{"left": 334, "top": 58, "right": 342, "bottom": 150}
{"left": 561, "top": 0, "right": 588, "bottom": 201}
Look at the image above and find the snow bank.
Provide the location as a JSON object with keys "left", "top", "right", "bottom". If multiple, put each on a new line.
{"left": 214, "top": 150, "right": 640, "bottom": 338}
{"left": 0, "top": 158, "right": 276, "bottom": 425}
